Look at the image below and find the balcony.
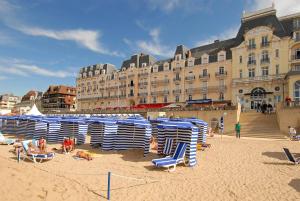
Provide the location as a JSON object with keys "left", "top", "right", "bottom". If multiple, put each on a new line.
{"left": 138, "top": 72, "right": 149, "bottom": 77}
{"left": 232, "top": 74, "right": 285, "bottom": 84}
{"left": 199, "top": 74, "right": 210, "bottom": 80}
{"left": 119, "top": 76, "right": 127, "bottom": 80}
{"left": 119, "top": 95, "right": 126, "bottom": 99}
{"left": 215, "top": 71, "right": 228, "bottom": 78}
{"left": 291, "top": 55, "right": 300, "bottom": 62}
{"left": 173, "top": 77, "right": 181, "bottom": 82}
{"left": 119, "top": 84, "right": 126, "bottom": 88}
{"left": 128, "top": 74, "right": 135, "bottom": 78}
{"left": 260, "top": 58, "right": 270, "bottom": 65}
{"left": 185, "top": 75, "right": 195, "bottom": 82}
{"left": 247, "top": 60, "right": 257, "bottom": 67}
{"left": 172, "top": 89, "right": 181, "bottom": 94}
{"left": 151, "top": 79, "right": 169, "bottom": 85}
{"left": 151, "top": 90, "right": 169, "bottom": 96}
{"left": 208, "top": 85, "right": 227, "bottom": 92}
{"left": 185, "top": 88, "right": 201, "bottom": 94}
{"left": 138, "top": 82, "right": 148, "bottom": 86}
{"left": 127, "top": 84, "right": 135, "bottom": 87}
{"left": 137, "top": 92, "right": 148, "bottom": 97}
{"left": 128, "top": 94, "right": 134, "bottom": 97}
{"left": 260, "top": 42, "right": 270, "bottom": 48}
{"left": 247, "top": 44, "right": 256, "bottom": 50}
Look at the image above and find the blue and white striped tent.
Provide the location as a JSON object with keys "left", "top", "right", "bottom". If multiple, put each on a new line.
{"left": 1, "top": 116, "right": 19, "bottom": 135}
{"left": 59, "top": 118, "right": 88, "bottom": 145}
{"left": 149, "top": 118, "right": 169, "bottom": 138}
{"left": 87, "top": 118, "right": 118, "bottom": 149}
{"left": 157, "top": 121, "right": 198, "bottom": 167}
{"left": 115, "top": 118, "right": 152, "bottom": 157}
{"left": 45, "top": 118, "right": 61, "bottom": 143}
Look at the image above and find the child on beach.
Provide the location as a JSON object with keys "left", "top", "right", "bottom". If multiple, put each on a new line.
{"left": 235, "top": 122, "right": 241, "bottom": 138}
{"left": 38, "top": 137, "right": 47, "bottom": 153}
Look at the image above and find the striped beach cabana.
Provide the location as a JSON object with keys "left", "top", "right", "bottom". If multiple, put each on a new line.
{"left": 44, "top": 117, "right": 62, "bottom": 143}
{"left": 59, "top": 118, "right": 88, "bottom": 145}
{"left": 115, "top": 118, "right": 152, "bottom": 156}
{"left": 149, "top": 118, "right": 169, "bottom": 138}
{"left": 157, "top": 121, "right": 198, "bottom": 167}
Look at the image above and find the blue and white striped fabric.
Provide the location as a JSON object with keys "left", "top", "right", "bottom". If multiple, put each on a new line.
{"left": 25, "top": 119, "right": 35, "bottom": 139}
{"left": 157, "top": 121, "right": 198, "bottom": 167}
{"left": 76, "top": 124, "right": 88, "bottom": 145}
{"left": 33, "top": 121, "right": 47, "bottom": 140}
{"left": 163, "top": 138, "right": 174, "bottom": 155}
{"left": 16, "top": 119, "right": 28, "bottom": 136}
{"left": 46, "top": 118, "right": 61, "bottom": 143}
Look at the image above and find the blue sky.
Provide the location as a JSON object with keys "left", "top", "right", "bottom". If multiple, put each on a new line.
{"left": 0, "top": 0, "right": 299, "bottom": 96}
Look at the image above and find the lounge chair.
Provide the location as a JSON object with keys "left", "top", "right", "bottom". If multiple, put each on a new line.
{"left": 162, "top": 138, "right": 174, "bottom": 155}
{"left": 0, "top": 132, "right": 15, "bottom": 145}
{"left": 283, "top": 148, "right": 300, "bottom": 165}
{"left": 152, "top": 142, "right": 187, "bottom": 172}
{"left": 21, "top": 140, "right": 55, "bottom": 163}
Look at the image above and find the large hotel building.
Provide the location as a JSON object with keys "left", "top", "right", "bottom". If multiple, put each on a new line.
{"left": 76, "top": 6, "right": 300, "bottom": 111}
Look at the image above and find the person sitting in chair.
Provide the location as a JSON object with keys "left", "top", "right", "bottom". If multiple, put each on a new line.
{"left": 62, "top": 137, "right": 74, "bottom": 154}
{"left": 27, "top": 142, "right": 40, "bottom": 155}
{"left": 38, "top": 137, "right": 47, "bottom": 153}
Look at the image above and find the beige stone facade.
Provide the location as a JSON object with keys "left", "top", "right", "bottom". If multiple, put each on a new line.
{"left": 76, "top": 6, "right": 300, "bottom": 111}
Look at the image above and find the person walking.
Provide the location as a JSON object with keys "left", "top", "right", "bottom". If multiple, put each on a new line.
{"left": 235, "top": 122, "right": 241, "bottom": 138}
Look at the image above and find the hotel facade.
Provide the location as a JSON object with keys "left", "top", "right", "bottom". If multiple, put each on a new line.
{"left": 76, "top": 6, "right": 300, "bottom": 111}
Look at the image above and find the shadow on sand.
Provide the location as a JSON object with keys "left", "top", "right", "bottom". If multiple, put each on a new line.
{"left": 262, "top": 151, "right": 287, "bottom": 161}
{"left": 289, "top": 179, "right": 300, "bottom": 192}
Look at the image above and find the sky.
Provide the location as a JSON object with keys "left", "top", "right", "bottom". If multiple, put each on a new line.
{"left": 0, "top": 0, "right": 299, "bottom": 96}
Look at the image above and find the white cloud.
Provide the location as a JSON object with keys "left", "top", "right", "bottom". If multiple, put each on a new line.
{"left": 146, "top": 0, "right": 208, "bottom": 13}
{"left": 249, "top": 0, "right": 300, "bottom": 16}
{"left": 0, "top": 58, "right": 74, "bottom": 78}
{"left": 137, "top": 28, "right": 173, "bottom": 57}
{"left": 196, "top": 26, "right": 239, "bottom": 46}
{"left": 0, "top": 0, "right": 123, "bottom": 56}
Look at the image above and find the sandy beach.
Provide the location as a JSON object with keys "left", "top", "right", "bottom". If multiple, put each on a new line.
{"left": 0, "top": 135, "right": 299, "bottom": 201}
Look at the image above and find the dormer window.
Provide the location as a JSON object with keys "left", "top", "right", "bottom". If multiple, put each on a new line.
{"left": 88, "top": 71, "right": 93, "bottom": 77}
{"left": 187, "top": 58, "right": 194, "bottom": 67}
{"left": 142, "top": 63, "right": 147, "bottom": 67}
{"left": 175, "top": 54, "right": 181, "bottom": 61}
{"left": 101, "top": 69, "right": 106, "bottom": 74}
{"left": 163, "top": 63, "right": 169, "bottom": 71}
{"left": 153, "top": 65, "right": 158, "bottom": 73}
{"left": 130, "top": 63, "right": 135, "bottom": 68}
{"left": 218, "top": 51, "right": 226, "bottom": 62}
{"left": 294, "top": 32, "right": 300, "bottom": 42}
{"left": 202, "top": 55, "right": 209, "bottom": 64}
{"left": 293, "top": 18, "right": 300, "bottom": 29}
{"left": 95, "top": 70, "right": 100, "bottom": 75}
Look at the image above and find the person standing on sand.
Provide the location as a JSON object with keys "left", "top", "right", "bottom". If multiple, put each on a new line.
{"left": 235, "top": 122, "right": 241, "bottom": 138}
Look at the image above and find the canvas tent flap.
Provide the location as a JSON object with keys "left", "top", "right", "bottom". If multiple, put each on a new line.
{"left": 25, "top": 104, "right": 44, "bottom": 116}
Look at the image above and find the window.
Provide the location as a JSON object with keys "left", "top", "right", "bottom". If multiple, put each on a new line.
{"left": 249, "top": 68, "right": 255, "bottom": 78}
{"left": 261, "top": 36, "right": 268, "bottom": 46}
{"left": 142, "top": 63, "right": 147, "bottom": 67}
{"left": 274, "top": 95, "right": 281, "bottom": 102}
{"left": 239, "top": 70, "right": 243, "bottom": 78}
{"left": 202, "top": 55, "right": 208, "bottom": 64}
{"left": 130, "top": 80, "right": 134, "bottom": 86}
{"left": 175, "top": 95, "right": 179, "bottom": 102}
{"left": 175, "top": 73, "right": 180, "bottom": 80}
{"left": 239, "top": 56, "right": 242, "bottom": 64}
{"left": 276, "top": 65, "right": 279, "bottom": 75}
{"left": 153, "top": 96, "right": 156, "bottom": 103}
{"left": 130, "top": 89, "right": 134, "bottom": 96}
{"left": 295, "top": 32, "right": 300, "bottom": 42}
{"left": 164, "top": 96, "right": 168, "bottom": 103}
{"left": 203, "top": 93, "right": 207, "bottom": 99}
{"left": 275, "top": 49, "right": 279, "bottom": 58}
{"left": 295, "top": 48, "right": 300, "bottom": 60}
{"left": 261, "top": 50, "right": 269, "bottom": 61}
{"left": 219, "top": 93, "right": 224, "bottom": 101}
{"left": 188, "top": 59, "right": 194, "bottom": 67}
{"left": 219, "top": 67, "right": 225, "bottom": 74}
{"left": 248, "top": 53, "right": 256, "bottom": 64}
{"left": 202, "top": 81, "right": 208, "bottom": 89}
{"left": 203, "top": 69, "right": 208, "bottom": 76}
{"left": 261, "top": 67, "right": 269, "bottom": 77}
{"left": 294, "top": 80, "right": 300, "bottom": 101}
{"left": 218, "top": 53, "right": 225, "bottom": 61}
{"left": 248, "top": 38, "right": 256, "bottom": 48}
{"left": 188, "top": 95, "right": 192, "bottom": 101}
{"left": 130, "top": 63, "right": 135, "bottom": 68}
{"left": 293, "top": 18, "right": 300, "bottom": 29}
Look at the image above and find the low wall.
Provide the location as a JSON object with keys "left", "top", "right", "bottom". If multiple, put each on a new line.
{"left": 165, "top": 110, "right": 237, "bottom": 134}
{"left": 276, "top": 104, "right": 300, "bottom": 133}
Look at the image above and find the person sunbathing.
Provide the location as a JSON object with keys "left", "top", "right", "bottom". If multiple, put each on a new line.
{"left": 75, "top": 151, "right": 93, "bottom": 161}
{"left": 27, "top": 142, "right": 41, "bottom": 155}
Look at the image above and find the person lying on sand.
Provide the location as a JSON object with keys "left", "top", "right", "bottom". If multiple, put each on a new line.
{"left": 75, "top": 151, "right": 93, "bottom": 161}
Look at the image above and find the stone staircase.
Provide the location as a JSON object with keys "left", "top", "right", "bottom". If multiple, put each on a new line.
{"left": 227, "top": 111, "right": 287, "bottom": 139}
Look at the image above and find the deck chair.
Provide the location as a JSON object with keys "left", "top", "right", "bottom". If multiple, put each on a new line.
{"left": 162, "top": 138, "right": 174, "bottom": 155}
{"left": 0, "top": 132, "right": 16, "bottom": 145}
{"left": 152, "top": 142, "right": 187, "bottom": 172}
{"left": 21, "top": 140, "right": 55, "bottom": 163}
{"left": 283, "top": 148, "right": 300, "bottom": 165}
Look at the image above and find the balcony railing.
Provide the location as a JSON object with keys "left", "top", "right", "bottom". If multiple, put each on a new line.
{"left": 261, "top": 42, "right": 270, "bottom": 48}
{"left": 151, "top": 79, "right": 169, "bottom": 85}
{"left": 138, "top": 82, "right": 148, "bottom": 86}
{"left": 151, "top": 90, "right": 169, "bottom": 96}
{"left": 127, "top": 84, "right": 135, "bottom": 87}
{"left": 128, "top": 74, "right": 135, "bottom": 78}
{"left": 247, "top": 60, "right": 257, "bottom": 66}
{"left": 199, "top": 74, "right": 210, "bottom": 79}
{"left": 119, "top": 84, "right": 126, "bottom": 88}
{"left": 119, "top": 76, "right": 127, "bottom": 80}
{"left": 232, "top": 74, "right": 285, "bottom": 83}
{"left": 138, "top": 92, "right": 148, "bottom": 96}
{"left": 215, "top": 71, "right": 228, "bottom": 77}
{"left": 173, "top": 77, "right": 181, "bottom": 82}
{"left": 172, "top": 89, "right": 181, "bottom": 94}
{"left": 260, "top": 58, "right": 270, "bottom": 65}
{"left": 185, "top": 76, "right": 195, "bottom": 81}
{"left": 291, "top": 55, "right": 300, "bottom": 61}
{"left": 247, "top": 44, "right": 256, "bottom": 50}
{"left": 173, "top": 67, "right": 182, "bottom": 71}
{"left": 138, "top": 72, "right": 149, "bottom": 77}
{"left": 185, "top": 88, "right": 201, "bottom": 94}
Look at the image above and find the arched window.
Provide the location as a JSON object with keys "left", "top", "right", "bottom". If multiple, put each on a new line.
{"left": 294, "top": 80, "right": 300, "bottom": 101}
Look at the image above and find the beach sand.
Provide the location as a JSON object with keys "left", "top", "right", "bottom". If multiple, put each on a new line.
{"left": 0, "top": 135, "right": 299, "bottom": 201}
